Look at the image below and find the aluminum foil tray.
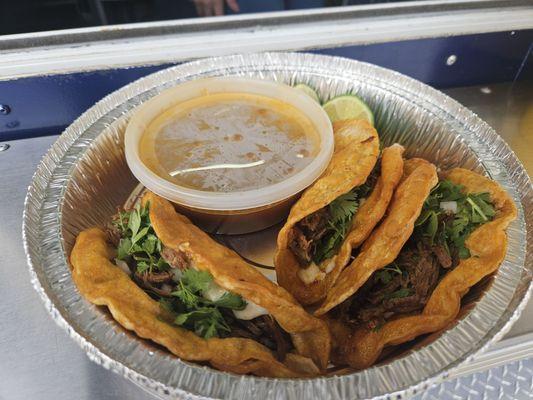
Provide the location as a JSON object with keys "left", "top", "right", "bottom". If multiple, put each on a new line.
{"left": 23, "top": 52, "right": 533, "bottom": 399}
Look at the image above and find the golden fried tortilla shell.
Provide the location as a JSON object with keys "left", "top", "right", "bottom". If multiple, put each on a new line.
{"left": 335, "top": 168, "right": 518, "bottom": 369}
{"left": 333, "top": 144, "right": 405, "bottom": 285}
{"left": 276, "top": 144, "right": 404, "bottom": 307}
{"left": 315, "top": 159, "right": 439, "bottom": 315}
{"left": 275, "top": 120, "right": 381, "bottom": 305}
{"left": 144, "top": 192, "right": 331, "bottom": 370}
{"left": 70, "top": 228, "right": 317, "bottom": 377}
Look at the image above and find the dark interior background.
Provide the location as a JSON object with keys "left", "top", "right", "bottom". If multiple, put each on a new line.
{"left": 0, "top": 0, "right": 410, "bottom": 35}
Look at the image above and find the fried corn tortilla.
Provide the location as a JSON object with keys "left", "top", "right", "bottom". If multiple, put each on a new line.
{"left": 315, "top": 159, "right": 439, "bottom": 315}
{"left": 276, "top": 120, "right": 404, "bottom": 305}
{"left": 323, "top": 167, "right": 517, "bottom": 369}
{"left": 71, "top": 228, "right": 315, "bottom": 377}
{"left": 70, "top": 192, "right": 331, "bottom": 377}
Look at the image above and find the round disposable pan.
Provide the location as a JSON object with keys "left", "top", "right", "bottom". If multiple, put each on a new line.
{"left": 23, "top": 53, "right": 533, "bottom": 399}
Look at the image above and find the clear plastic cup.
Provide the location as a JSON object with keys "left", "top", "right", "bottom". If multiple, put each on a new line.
{"left": 125, "top": 77, "right": 333, "bottom": 234}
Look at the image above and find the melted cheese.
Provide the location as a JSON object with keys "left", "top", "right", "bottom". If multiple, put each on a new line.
{"left": 114, "top": 259, "right": 131, "bottom": 276}
{"left": 297, "top": 257, "right": 337, "bottom": 284}
{"left": 298, "top": 263, "right": 326, "bottom": 284}
{"left": 233, "top": 300, "right": 269, "bottom": 320}
{"left": 203, "top": 281, "right": 228, "bottom": 302}
{"left": 323, "top": 257, "right": 336, "bottom": 273}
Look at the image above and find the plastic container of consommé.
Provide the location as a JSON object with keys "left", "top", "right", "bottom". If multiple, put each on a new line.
{"left": 125, "top": 77, "right": 333, "bottom": 234}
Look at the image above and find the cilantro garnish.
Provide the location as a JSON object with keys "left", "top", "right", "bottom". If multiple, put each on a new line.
{"left": 111, "top": 205, "right": 246, "bottom": 339}
{"left": 214, "top": 292, "right": 249, "bottom": 309}
{"left": 170, "top": 269, "right": 246, "bottom": 311}
{"left": 178, "top": 269, "right": 212, "bottom": 296}
{"left": 415, "top": 180, "right": 495, "bottom": 259}
{"left": 167, "top": 269, "right": 246, "bottom": 339}
{"left": 329, "top": 191, "right": 360, "bottom": 223}
{"left": 312, "top": 189, "right": 362, "bottom": 264}
{"left": 383, "top": 263, "right": 403, "bottom": 275}
{"left": 375, "top": 262, "right": 403, "bottom": 284}
{"left": 174, "top": 308, "right": 230, "bottom": 339}
{"left": 113, "top": 202, "right": 168, "bottom": 274}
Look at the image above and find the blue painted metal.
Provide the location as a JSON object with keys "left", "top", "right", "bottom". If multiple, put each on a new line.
{"left": 315, "top": 30, "right": 533, "bottom": 88}
{"left": 1, "top": 30, "right": 531, "bottom": 141}
{"left": 0, "top": 64, "right": 171, "bottom": 141}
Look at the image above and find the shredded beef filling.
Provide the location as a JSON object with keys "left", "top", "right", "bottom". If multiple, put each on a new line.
{"left": 133, "top": 269, "right": 174, "bottom": 297}
{"left": 134, "top": 274, "right": 174, "bottom": 297}
{"left": 288, "top": 208, "right": 331, "bottom": 265}
{"left": 161, "top": 246, "right": 189, "bottom": 270}
{"left": 335, "top": 211, "right": 465, "bottom": 330}
{"left": 347, "top": 239, "right": 456, "bottom": 330}
{"left": 133, "top": 248, "right": 181, "bottom": 298}
{"left": 288, "top": 159, "right": 381, "bottom": 267}
{"left": 229, "top": 315, "right": 293, "bottom": 361}
{"left": 105, "top": 215, "right": 183, "bottom": 296}
{"left": 135, "top": 270, "right": 174, "bottom": 284}
{"left": 432, "top": 244, "right": 452, "bottom": 269}
{"left": 105, "top": 223, "right": 121, "bottom": 248}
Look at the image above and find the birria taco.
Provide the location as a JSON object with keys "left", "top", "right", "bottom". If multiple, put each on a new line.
{"left": 315, "top": 159, "right": 517, "bottom": 369}
{"left": 70, "top": 192, "right": 331, "bottom": 377}
{"left": 275, "top": 119, "right": 404, "bottom": 305}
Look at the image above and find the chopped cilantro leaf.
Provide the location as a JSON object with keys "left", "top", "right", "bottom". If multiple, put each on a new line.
{"left": 117, "top": 237, "right": 131, "bottom": 260}
{"left": 329, "top": 191, "right": 359, "bottom": 225}
{"left": 312, "top": 187, "right": 364, "bottom": 264}
{"left": 136, "top": 261, "right": 150, "bottom": 274}
{"left": 112, "top": 203, "right": 245, "bottom": 340}
{"left": 376, "top": 262, "right": 403, "bottom": 284}
{"left": 112, "top": 202, "right": 168, "bottom": 274}
{"left": 166, "top": 268, "right": 247, "bottom": 338}
{"left": 142, "top": 234, "right": 158, "bottom": 254}
{"left": 383, "top": 263, "right": 403, "bottom": 275}
{"left": 181, "top": 269, "right": 212, "bottom": 294}
{"left": 172, "top": 281, "right": 201, "bottom": 308}
{"left": 387, "top": 288, "right": 412, "bottom": 299}
{"left": 426, "top": 211, "right": 439, "bottom": 245}
{"left": 214, "top": 292, "right": 247, "bottom": 310}
{"left": 174, "top": 308, "right": 230, "bottom": 339}
{"left": 414, "top": 180, "right": 495, "bottom": 259}
{"left": 127, "top": 208, "right": 141, "bottom": 238}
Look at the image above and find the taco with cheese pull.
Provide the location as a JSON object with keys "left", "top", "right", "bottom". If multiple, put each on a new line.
{"left": 315, "top": 159, "right": 517, "bottom": 370}
{"left": 275, "top": 119, "right": 404, "bottom": 305}
{"left": 70, "top": 192, "right": 330, "bottom": 378}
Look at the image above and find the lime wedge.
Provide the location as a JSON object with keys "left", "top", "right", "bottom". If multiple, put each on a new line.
{"left": 322, "top": 95, "right": 374, "bottom": 125}
{"left": 294, "top": 83, "right": 320, "bottom": 104}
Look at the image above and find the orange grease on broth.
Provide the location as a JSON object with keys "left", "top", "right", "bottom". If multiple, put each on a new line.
{"left": 139, "top": 93, "right": 320, "bottom": 192}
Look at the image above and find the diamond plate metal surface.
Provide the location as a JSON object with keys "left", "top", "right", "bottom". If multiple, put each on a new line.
{"left": 417, "top": 358, "right": 533, "bottom": 400}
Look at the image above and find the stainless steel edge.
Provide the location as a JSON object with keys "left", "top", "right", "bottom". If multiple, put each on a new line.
{"left": 1, "top": 0, "right": 528, "bottom": 50}
{"left": 1, "top": 1, "right": 532, "bottom": 79}
{"left": 448, "top": 333, "right": 533, "bottom": 379}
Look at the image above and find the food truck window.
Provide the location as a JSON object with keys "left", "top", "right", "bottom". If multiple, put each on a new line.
{"left": 1, "top": 0, "right": 439, "bottom": 35}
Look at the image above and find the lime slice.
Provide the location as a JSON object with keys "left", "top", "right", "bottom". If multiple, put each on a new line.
{"left": 322, "top": 95, "right": 374, "bottom": 125}
{"left": 294, "top": 84, "right": 320, "bottom": 104}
